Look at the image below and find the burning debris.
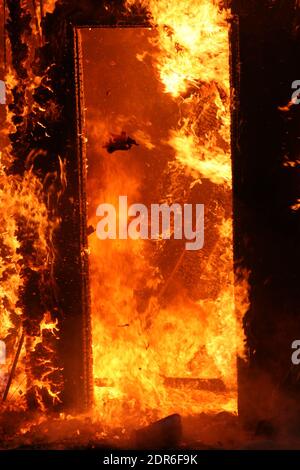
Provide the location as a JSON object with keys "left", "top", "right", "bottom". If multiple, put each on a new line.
{"left": 103, "top": 131, "right": 139, "bottom": 154}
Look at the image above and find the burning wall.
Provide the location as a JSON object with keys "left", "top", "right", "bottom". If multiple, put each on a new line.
{"left": 0, "top": 0, "right": 64, "bottom": 410}
{"left": 0, "top": 0, "right": 248, "bottom": 423}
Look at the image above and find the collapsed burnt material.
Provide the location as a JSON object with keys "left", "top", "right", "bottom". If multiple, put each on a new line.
{"left": 135, "top": 414, "right": 182, "bottom": 449}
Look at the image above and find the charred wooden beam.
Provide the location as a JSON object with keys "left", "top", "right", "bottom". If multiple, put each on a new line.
{"left": 164, "top": 377, "right": 226, "bottom": 393}
{"left": 95, "top": 377, "right": 226, "bottom": 393}
{"left": 2, "top": 330, "right": 24, "bottom": 402}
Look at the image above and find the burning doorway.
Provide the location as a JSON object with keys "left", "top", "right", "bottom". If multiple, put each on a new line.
{"left": 75, "top": 13, "right": 243, "bottom": 430}
{"left": 2, "top": 0, "right": 300, "bottom": 453}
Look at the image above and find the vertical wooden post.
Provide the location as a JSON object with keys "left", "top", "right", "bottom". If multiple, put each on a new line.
{"left": 2, "top": 330, "right": 25, "bottom": 402}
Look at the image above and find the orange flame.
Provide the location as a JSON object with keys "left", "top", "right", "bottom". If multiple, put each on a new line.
{"left": 0, "top": 37, "right": 62, "bottom": 408}
{"left": 86, "top": 0, "right": 249, "bottom": 432}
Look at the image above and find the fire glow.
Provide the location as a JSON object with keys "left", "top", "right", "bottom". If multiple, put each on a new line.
{"left": 81, "top": 0, "right": 248, "bottom": 432}
{"left": 0, "top": 0, "right": 250, "bottom": 447}
{"left": 95, "top": 196, "right": 205, "bottom": 251}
